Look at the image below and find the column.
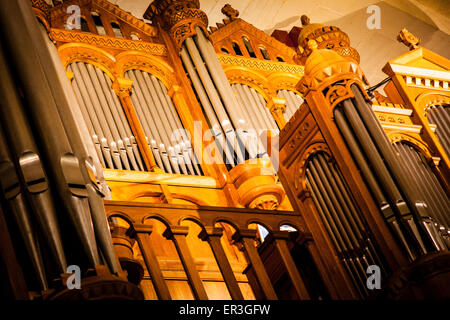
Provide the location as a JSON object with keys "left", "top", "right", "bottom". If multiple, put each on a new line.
{"left": 132, "top": 224, "right": 172, "bottom": 300}
{"left": 112, "top": 78, "right": 162, "bottom": 173}
{"left": 269, "top": 98, "right": 287, "bottom": 129}
{"left": 163, "top": 225, "right": 209, "bottom": 300}
{"left": 198, "top": 227, "right": 244, "bottom": 300}
{"left": 271, "top": 231, "right": 310, "bottom": 299}
{"left": 232, "top": 229, "right": 278, "bottom": 300}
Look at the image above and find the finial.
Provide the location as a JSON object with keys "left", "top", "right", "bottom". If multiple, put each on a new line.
{"left": 301, "top": 15, "right": 310, "bottom": 26}
{"left": 397, "top": 28, "right": 420, "bottom": 50}
{"left": 222, "top": 4, "right": 239, "bottom": 20}
{"left": 307, "top": 39, "right": 318, "bottom": 51}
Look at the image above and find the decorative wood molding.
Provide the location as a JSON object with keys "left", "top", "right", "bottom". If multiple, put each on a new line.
{"left": 218, "top": 54, "right": 304, "bottom": 75}
{"left": 210, "top": 18, "right": 296, "bottom": 62}
{"left": 50, "top": 28, "right": 168, "bottom": 56}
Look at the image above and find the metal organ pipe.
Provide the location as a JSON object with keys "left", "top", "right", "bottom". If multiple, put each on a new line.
{"left": 351, "top": 86, "right": 444, "bottom": 251}
{"left": 70, "top": 63, "right": 145, "bottom": 172}
{"left": 0, "top": 0, "right": 103, "bottom": 268}
{"left": 183, "top": 39, "right": 245, "bottom": 164}
{"left": 428, "top": 105, "right": 450, "bottom": 156}
{"left": 126, "top": 69, "right": 203, "bottom": 175}
{"left": 180, "top": 47, "right": 236, "bottom": 167}
{"left": 278, "top": 90, "right": 304, "bottom": 122}
{"left": 158, "top": 82, "right": 202, "bottom": 175}
{"left": 127, "top": 70, "right": 173, "bottom": 173}
{"left": 194, "top": 28, "right": 248, "bottom": 133}
{"left": 0, "top": 113, "right": 49, "bottom": 292}
{"left": 305, "top": 152, "right": 389, "bottom": 297}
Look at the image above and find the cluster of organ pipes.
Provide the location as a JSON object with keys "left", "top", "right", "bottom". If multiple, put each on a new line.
{"left": 334, "top": 84, "right": 450, "bottom": 260}
{"left": 126, "top": 69, "right": 202, "bottom": 175}
{"left": 277, "top": 89, "right": 304, "bottom": 122}
{"left": 69, "top": 62, "right": 145, "bottom": 172}
{"left": 0, "top": 0, "right": 119, "bottom": 292}
{"left": 69, "top": 62, "right": 202, "bottom": 176}
{"left": 305, "top": 152, "right": 388, "bottom": 298}
{"left": 181, "top": 26, "right": 279, "bottom": 168}
{"left": 428, "top": 104, "right": 450, "bottom": 156}
{"left": 394, "top": 142, "right": 450, "bottom": 249}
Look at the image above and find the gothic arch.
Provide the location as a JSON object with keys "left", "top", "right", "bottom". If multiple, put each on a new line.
{"left": 415, "top": 91, "right": 450, "bottom": 114}
{"left": 294, "top": 142, "right": 330, "bottom": 193}
{"left": 58, "top": 43, "right": 117, "bottom": 80}
{"left": 388, "top": 132, "right": 433, "bottom": 159}
{"left": 116, "top": 51, "right": 175, "bottom": 89}
{"left": 223, "top": 66, "right": 273, "bottom": 100}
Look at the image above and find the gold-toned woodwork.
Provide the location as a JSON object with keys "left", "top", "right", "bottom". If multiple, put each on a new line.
{"left": 23, "top": 0, "right": 450, "bottom": 301}
{"left": 382, "top": 42, "right": 450, "bottom": 185}
{"left": 145, "top": 0, "right": 209, "bottom": 51}
{"left": 296, "top": 15, "right": 360, "bottom": 64}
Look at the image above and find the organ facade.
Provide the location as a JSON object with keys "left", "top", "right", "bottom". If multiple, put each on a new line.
{"left": 0, "top": 0, "right": 448, "bottom": 300}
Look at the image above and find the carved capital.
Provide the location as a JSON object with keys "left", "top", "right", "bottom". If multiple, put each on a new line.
{"left": 146, "top": 0, "right": 208, "bottom": 50}
{"left": 270, "top": 97, "right": 287, "bottom": 114}
{"left": 249, "top": 194, "right": 279, "bottom": 210}
{"left": 112, "top": 78, "right": 134, "bottom": 98}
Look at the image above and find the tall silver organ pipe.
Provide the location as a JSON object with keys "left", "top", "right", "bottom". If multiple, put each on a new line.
{"left": 334, "top": 84, "right": 448, "bottom": 259}
{"left": 305, "top": 152, "right": 388, "bottom": 298}
{"left": 428, "top": 105, "right": 450, "bottom": 156}
{"left": 394, "top": 142, "right": 450, "bottom": 250}
{"left": 180, "top": 26, "right": 271, "bottom": 167}
{"left": 277, "top": 90, "right": 304, "bottom": 122}
{"left": 125, "top": 69, "right": 202, "bottom": 176}
{"left": 69, "top": 62, "right": 145, "bottom": 172}
{"left": 232, "top": 83, "right": 279, "bottom": 158}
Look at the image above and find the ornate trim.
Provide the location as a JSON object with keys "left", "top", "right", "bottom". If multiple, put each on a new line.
{"left": 50, "top": 29, "right": 168, "bottom": 56}
{"left": 218, "top": 54, "right": 304, "bottom": 75}
{"left": 388, "top": 132, "right": 432, "bottom": 159}
{"left": 58, "top": 43, "right": 118, "bottom": 79}
{"left": 116, "top": 51, "right": 175, "bottom": 88}
{"left": 210, "top": 18, "right": 296, "bottom": 62}
{"left": 294, "top": 143, "right": 330, "bottom": 193}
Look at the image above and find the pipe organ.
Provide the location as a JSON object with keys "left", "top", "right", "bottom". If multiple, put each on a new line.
{"left": 0, "top": 0, "right": 449, "bottom": 301}
{"left": 277, "top": 90, "right": 304, "bottom": 122}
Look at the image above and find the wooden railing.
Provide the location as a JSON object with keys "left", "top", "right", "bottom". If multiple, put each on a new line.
{"left": 104, "top": 200, "right": 316, "bottom": 300}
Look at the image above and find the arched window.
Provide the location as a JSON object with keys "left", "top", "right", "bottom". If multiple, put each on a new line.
{"left": 221, "top": 47, "right": 229, "bottom": 54}
{"left": 232, "top": 41, "right": 242, "bottom": 56}
{"left": 259, "top": 46, "right": 270, "bottom": 60}
{"left": 276, "top": 56, "right": 285, "bottom": 62}
{"left": 130, "top": 33, "right": 140, "bottom": 41}
{"left": 242, "top": 36, "right": 256, "bottom": 58}
{"left": 80, "top": 17, "right": 90, "bottom": 33}
{"left": 111, "top": 22, "right": 123, "bottom": 38}
{"left": 91, "top": 12, "right": 106, "bottom": 36}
